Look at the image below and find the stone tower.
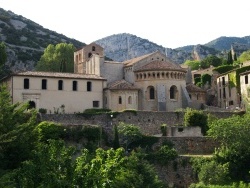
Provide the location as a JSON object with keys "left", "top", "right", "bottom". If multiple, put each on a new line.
{"left": 74, "top": 43, "right": 104, "bottom": 74}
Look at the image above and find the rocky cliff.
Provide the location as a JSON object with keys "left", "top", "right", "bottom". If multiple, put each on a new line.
{"left": 95, "top": 33, "right": 192, "bottom": 63}
{"left": 0, "top": 8, "right": 85, "bottom": 73}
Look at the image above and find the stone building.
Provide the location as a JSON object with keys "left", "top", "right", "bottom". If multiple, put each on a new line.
{"left": 1, "top": 43, "right": 206, "bottom": 113}
{"left": 2, "top": 71, "right": 106, "bottom": 113}
{"left": 217, "top": 70, "right": 240, "bottom": 109}
{"left": 74, "top": 43, "right": 200, "bottom": 112}
{"left": 240, "top": 70, "right": 250, "bottom": 110}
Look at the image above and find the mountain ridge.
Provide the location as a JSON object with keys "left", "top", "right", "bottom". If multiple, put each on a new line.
{"left": 1, "top": 7, "right": 250, "bottom": 72}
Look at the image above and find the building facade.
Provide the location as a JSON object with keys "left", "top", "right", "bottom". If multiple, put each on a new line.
{"left": 2, "top": 71, "right": 106, "bottom": 113}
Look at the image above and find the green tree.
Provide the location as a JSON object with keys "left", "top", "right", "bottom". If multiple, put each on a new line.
{"left": 184, "top": 108, "right": 208, "bottom": 135}
{"left": 227, "top": 51, "right": 233, "bottom": 65}
{"left": 118, "top": 122, "right": 142, "bottom": 151}
{"left": 208, "top": 114, "right": 250, "bottom": 181}
{"left": 35, "top": 121, "right": 65, "bottom": 142}
{"left": 0, "top": 85, "right": 38, "bottom": 170}
{"left": 36, "top": 43, "right": 75, "bottom": 72}
{"left": 184, "top": 60, "right": 201, "bottom": 70}
{"left": 238, "top": 50, "right": 250, "bottom": 63}
{"left": 0, "top": 42, "right": 7, "bottom": 69}
{"left": 200, "top": 55, "right": 223, "bottom": 69}
{"left": 201, "top": 74, "right": 212, "bottom": 86}
{"left": 15, "top": 140, "right": 75, "bottom": 188}
{"left": 113, "top": 124, "right": 120, "bottom": 149}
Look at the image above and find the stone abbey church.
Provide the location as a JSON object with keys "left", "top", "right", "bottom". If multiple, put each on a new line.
{"left": 3, "top": 43, "right": 205, "bottom": 113}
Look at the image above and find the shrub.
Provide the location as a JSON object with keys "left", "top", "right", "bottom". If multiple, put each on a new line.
{"left": 184, "top": 108, "right": 208, "bottom": 135}
{"left": 160, "top": 124, "right": 167, "bottom": 136}
{"left": 39, "top": 108, "right": 47, "bottom": 114}
{"left": 35, "top": 121, "right": 65, "bottom": 142}
{"left": 149, "top": 145, "right": 178, "bottom": 165}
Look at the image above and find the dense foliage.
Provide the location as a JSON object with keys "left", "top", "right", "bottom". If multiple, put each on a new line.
{"left": 238, "top": 50, "right": 250, "bottom": 63}
{"left": 184, "top": 60, "right": 201, "bottom": 70}
{"left": 0, "top": 85, "right": 166, "bottom": 187}
{"left": 191, "top": 113, "right": 250, "bottom": 187}
{"left": 184, "top": 108, "right": 208, "bottom": 135}
{"left": 200, "top": 55, "right": 224, "bottom": 69}
{"left": 36, "top": 43, "right": 75, "bottom": 72}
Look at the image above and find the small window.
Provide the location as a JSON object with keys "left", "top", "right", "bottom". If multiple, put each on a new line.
{"left": 58, "top": 80, "right": 63, "bottom": 90}
{"left": 24, "top": 78, "right": 29, "bottom": 89}
{"left": 87, "top": 81, "right": 92, "bottom": 91}
{"left": 73, "top": 81, "right": 77, "bottom": 91}
{"left": 42, "top": 79, "right": 47, "bottom": 90}
{"left": 245, "top": 75, "right": 248, "bottom": 84}
{"left": 92, "top": 46, "right": 96, "bottom": 51}
{"left": 222, "top": 77, "right": 225, "bottom": 86}
{"left": 229, "top": 100, "right": 234, "bottom": 105}
{"left": 119, "top": 96, "right": 122, "bottom": 104}
{"left": 149, "top": 87, "right": 155, "bottom": 99}
{"left": 93, "top": 101, "right": 99, "bottom": 107}
{"left": 170, "top": 85, "right": 177, "bottom": 99}
{"left": 128, "top": 96, "right": 132, "bottom": 104}
{"left": 88, "top": 52, "right": 92, "bottom": 58}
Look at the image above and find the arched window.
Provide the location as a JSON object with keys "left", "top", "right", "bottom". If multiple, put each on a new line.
{"left": 119, "top": 96, "right": 122, "bottom": 104}
{"left": 28, "top": 101, "right": 36, "bottom": 109}
{"left": 170, "top": 85, "right": 177, "bottom": 100}
{"left": 148, "top": 86, "right": 155, "bottom": 100}
{"left": 92, "top": 46, "right": 96, "bottom": 51}
{"left": 128, "top": 96, "right": 132, "bottom": 104}
{"left": 88, "top": 52, "right": 92, "bottom": 58}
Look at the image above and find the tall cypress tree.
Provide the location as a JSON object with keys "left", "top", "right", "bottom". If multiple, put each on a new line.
{"left": 227, "top": 51, "right": 233, "bottom": 65}
{"left": 113, "top": 124, "right": 120, "bottom": 149}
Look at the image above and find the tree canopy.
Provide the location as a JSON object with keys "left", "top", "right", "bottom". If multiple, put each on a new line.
{"left": 0, "top": 42, "right": 7, "bottom": 68}
{"left": 238, "top": 50, "right": 250, "bottom": 63}
{"left": 200, "top": 55, "right": 223, "bottom": 69}
{"left": 184, "top": 60, "right": 201, "bottom": 70}
{"left": 36, "top": 43, "right": 75, "bottom": 72}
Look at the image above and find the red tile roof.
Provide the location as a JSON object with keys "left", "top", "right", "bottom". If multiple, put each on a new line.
{"left": 13, "top": 71, "right": 106, "bottom": 80}
{"left": 123, "top": 52, "right": 156, "bottom": 67}
{"left": 186, "top": 84, "right": 206, "bottom": 93}
{"left": 135, "top": 60, "right": 185, "bottom": 72}
{"left": 108, "top": 80, "right": 139, "bottom": 90}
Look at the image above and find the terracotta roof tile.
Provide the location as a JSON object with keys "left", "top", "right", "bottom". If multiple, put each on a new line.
{"left": 13, "top": 71, "right": 106, "bottom": 80}
{"left": 123, "top": 52, "right": 156, "bottom": 67}
{"left": 135, "top": 60, "right": 185, "bottom": 72}
{"left": 186, "top": 84, "right": 206, "bottom": 93}
{"left": 108, "top": 80, "right": 139, "bottom": 90}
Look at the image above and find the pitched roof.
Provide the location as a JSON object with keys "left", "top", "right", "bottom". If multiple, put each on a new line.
{"left": 186, "top": 84, "right": 206, "bottom": 93}
{"left": 107, "top": 80, "right": 139, "bottom": 90}
{"left": 135, "top": 60, "right": 185, "bottom": 72}
{"left": 123, "top": 52, "right": 156, "bottom": 67}
{"left": 12, "top": 71, "right": 106, "bottom": 80}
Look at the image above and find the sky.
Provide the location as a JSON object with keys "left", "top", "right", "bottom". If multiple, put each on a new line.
{"left": 0, "top": 0, "right": 249, "bottom": 49}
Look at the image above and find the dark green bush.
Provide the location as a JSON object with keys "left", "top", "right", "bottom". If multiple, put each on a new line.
{"left": 35, "top": 121, "right": 65, "bottom": 142}
{"left": 38, "top": 108, "right": 47, "bottom": 114}
{"left": 213, "top": 65, "right": 235, "bottom": 74}
{"left": 184, "top": 108, "right": 208, "bottom": 135}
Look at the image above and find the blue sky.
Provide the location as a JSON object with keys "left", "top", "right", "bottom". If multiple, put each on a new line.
{"left": 0, "top": 0, "right": 249, "bottom": 48}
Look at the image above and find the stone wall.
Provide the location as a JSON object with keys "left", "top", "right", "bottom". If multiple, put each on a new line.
{"left": 40, "top": 111, "right": 239, "bottom": 137}
{"left": 155, "top": 156, "right": 197, "bottom": 188}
